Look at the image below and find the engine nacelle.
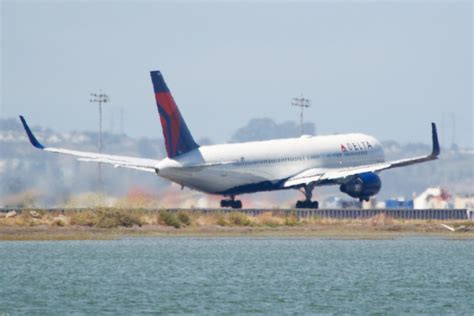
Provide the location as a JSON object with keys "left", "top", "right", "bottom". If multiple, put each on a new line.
{"left": 340, "top": 172, "right": 381, "bottom": 200}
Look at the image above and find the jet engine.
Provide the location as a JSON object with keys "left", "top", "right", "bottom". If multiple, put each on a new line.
{"left": 340, "top": 172, "right": 381, "bottom": 201}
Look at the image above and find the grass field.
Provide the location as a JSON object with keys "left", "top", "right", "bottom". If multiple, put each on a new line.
{"left": 1, "top": 208, "right": 473, "bottom": 240}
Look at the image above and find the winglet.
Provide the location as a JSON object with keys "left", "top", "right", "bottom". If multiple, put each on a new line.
{"left": 19, "top": 116, "right": 44, "bottom": 149}
{"left": 431, "top": 122, "right": 440, "bottom": 157}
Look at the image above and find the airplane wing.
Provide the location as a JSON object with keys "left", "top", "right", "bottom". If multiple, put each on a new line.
{"left": 19, "top": 116, "right": 159, "bottom": 173}
{"left": 283, "top": 123, "right": 440, "bottom": 188}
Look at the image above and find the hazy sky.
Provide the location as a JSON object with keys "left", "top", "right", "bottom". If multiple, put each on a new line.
{"left": 1, "top": 0, "right": 472, "bottom": 147}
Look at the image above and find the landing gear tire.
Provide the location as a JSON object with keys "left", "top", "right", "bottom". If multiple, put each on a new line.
{"left": 296, "top": 200, "right": 319, "bottom": 209}
{"left": 295, "top": 184, "right": 319, "bottom": 209}
{"left": 220, "top": 199, "right": 242, "bottom": 209}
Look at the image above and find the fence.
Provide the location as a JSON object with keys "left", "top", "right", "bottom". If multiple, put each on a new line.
{"left": 1, "top": 208, "right": 470, "bottom": 220}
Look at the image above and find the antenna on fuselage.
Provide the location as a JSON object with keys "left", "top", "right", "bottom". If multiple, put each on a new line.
{"left": 291, "top": 96, "right": 311, "bottom": 136}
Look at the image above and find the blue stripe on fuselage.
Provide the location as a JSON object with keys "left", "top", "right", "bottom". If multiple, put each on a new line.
{"left": 215, "top": 178, "right": 338, "bottom": 196}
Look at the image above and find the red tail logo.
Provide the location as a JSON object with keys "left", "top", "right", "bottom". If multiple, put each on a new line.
{"left": 150, "top": 71, "right": 199, "bottom": 158}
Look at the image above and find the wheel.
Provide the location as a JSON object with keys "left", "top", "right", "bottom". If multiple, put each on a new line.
{"left": 296, "top": 200, "right": 318, "bottom": 209}
{"left": 231, "top": 200, "right": 242, "bottom": 209}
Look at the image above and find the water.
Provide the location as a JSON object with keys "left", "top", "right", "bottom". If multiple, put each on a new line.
{"left": 1, "top": 237, "right": 473, "bottom": 315}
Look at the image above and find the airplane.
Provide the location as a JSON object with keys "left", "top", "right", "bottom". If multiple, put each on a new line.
{"left": 19, "top": 70, "right": 440, "bottom": 209}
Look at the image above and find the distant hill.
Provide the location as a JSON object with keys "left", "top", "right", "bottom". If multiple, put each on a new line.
{"left": 230, "top": 118, "right": 315, "bottom": 143}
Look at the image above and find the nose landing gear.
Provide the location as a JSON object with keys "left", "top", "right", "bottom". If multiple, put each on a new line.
{"left": 220, "top": 196, "right": 242, "bottom": 209}
{"left": 295, "top": 184, "right": 319, "bottom": 209}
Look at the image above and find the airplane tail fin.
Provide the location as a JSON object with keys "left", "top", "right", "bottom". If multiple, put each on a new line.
{"left": 150, "top": 71, "right": 199, "bottom": 158}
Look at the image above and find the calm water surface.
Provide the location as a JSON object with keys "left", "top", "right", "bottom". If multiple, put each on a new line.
{"left": 1, "top": 237, "right": 473, "bottom": 315}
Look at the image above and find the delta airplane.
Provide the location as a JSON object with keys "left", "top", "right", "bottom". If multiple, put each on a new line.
{"left": 20, "top": 70, "right": 440, "bottom": 209}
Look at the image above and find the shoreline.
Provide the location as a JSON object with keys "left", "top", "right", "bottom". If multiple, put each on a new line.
{"left": 1, "top": 224, "right": 473, "bottom": 241}
{"left": 1, "top": 209, "right": 473, "bottom": 240}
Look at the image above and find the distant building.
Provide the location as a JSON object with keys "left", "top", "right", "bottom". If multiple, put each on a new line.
{"left": 454, "top": 195, "right": 474, "bottom": 209}
{"left": 413, "top": 187, "right": 450, "bottom": 209}
{"left": 385, "top": 199, "right": 414, "bottom": 209}
{"left": 323, "top": 196, "right": 362, "bottom": 209}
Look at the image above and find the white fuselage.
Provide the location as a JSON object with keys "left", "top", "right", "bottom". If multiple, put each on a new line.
{"left": 156, "top": 133, "right": 385, "bottom": 195}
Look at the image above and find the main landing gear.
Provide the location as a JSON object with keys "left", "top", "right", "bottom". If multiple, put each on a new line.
{"left": 295, "top": 184, "right": 319, "bottom": 209}
{"left": 220, "top": 196, "right": 242, "bottom": 209}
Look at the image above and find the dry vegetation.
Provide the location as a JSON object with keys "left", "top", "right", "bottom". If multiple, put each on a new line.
{"left": 0, "top": 209, "right": 473, "bottom": 240}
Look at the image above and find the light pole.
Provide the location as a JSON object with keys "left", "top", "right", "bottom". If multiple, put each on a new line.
{"left": 90, "top": 91, "right": 110, "bottom": 187}
{"left": 291, "top": 96, "right": 311, "bottom": 136}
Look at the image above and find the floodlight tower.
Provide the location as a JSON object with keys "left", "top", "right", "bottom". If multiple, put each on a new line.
{"left": 291, "top": 96, "right": 311, "bottom": 135}
{"left": 90, "top": 91, "right": 110, "bottom": 186}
